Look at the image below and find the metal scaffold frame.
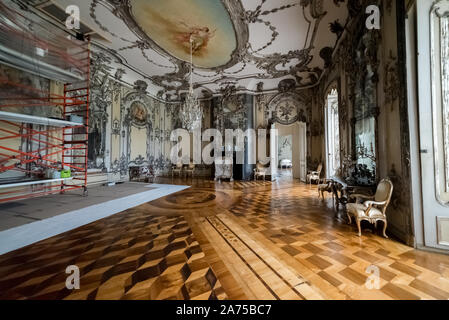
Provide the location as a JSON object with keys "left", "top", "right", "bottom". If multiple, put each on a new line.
{"left": 0, "top": 2, "right": 91, "bottom": 203}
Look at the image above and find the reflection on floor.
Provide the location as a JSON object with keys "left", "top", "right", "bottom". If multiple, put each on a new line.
{"left": 276, "top": 168, "right": 293, "bottom": 181}
{"left": 0, "top": 177, "right": 449, "bottom": 300}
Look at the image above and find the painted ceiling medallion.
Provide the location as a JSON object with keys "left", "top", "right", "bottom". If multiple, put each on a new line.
{"left": 111, "top": 0, "right": 247, "bottom": 70}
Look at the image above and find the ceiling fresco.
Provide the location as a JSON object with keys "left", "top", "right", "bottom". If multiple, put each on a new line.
{"left": 128, "top": 0, "right": 238, "bottom": 69}
{"left": 46, "top": 0, "right": 350, "bottom": 101}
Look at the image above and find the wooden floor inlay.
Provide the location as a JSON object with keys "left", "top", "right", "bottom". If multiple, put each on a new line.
{"left": 1, "top": 177, "right": 449, "bottom": 300}
{"left": 0, "top": 213, "right": 226, "bottom": 300}
{"left": 201, "top": 214, "right": 323, "bottom": 300}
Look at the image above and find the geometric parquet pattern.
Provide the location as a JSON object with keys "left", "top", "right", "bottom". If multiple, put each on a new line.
{"left": 0, "top": 213, "right": 226, "bottom": 300}
{"left": 228, "top": 184, "right": 449, "bottom": 300}
{"left": 1, "top": 176, "right": 449, "bottom": 300}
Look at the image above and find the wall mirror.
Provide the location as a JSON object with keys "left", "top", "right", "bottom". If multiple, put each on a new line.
{"left": 350, "top": 31, "right": 379, "bottom": 186}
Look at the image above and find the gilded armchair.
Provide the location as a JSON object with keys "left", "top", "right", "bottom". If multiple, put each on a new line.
{"left": 346, "top": 178, "right": 393, "bottom": 238}
{"left": 307, "top": 163, "right": 322, "bottom": 185}
{"left": 254, "top": 162, "right": 267, "bottom": 181}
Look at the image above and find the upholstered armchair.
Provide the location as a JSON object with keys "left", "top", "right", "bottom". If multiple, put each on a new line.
{"left": 307, "top": 163, "right": 322, "bottom": 185}
{"left": 254, "top": 162, "right": 267, "bottom": 181}
{"left": 171, "top": 162, "right": 183, "bottom": 178}
{"left": 184, "top": 162, "right": 195, "bottom": 179}
{"left": 346, "top": 179, "right": 394, "bottom": 238}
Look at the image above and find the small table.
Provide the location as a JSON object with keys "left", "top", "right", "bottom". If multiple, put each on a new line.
{"left": 329, "top": 176, "right": 375, "bottom": 209}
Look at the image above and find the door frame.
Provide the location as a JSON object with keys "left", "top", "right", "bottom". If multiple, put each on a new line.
{"left": 409, "top": 0, "right": 449, "bottom": 251}
{"left": 271, "top": 122, "right": 307, "bottom": 182}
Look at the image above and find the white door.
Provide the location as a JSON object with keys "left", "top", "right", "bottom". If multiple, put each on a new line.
{"left": 270, "top": 125, "right": 278, "bottom": 180}
{"left": 298, "top": 122, "right": 307, "bottom": 182}
{"left": 292, "top": 122, "right": 307, "bottom": 182}
{"left": 414, "top": 0, "right": 449, "bottom": 250}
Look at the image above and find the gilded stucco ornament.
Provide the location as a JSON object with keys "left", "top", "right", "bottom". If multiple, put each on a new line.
{"left": 339, "top": 97, "right": 348, "bottom": 130}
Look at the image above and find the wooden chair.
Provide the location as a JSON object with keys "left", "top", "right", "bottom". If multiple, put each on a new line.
{"left": 307, "top": 163, "right": 322, "bottom": 185}
{"left": 346, "top": 179, "right": 394, "bottom": 238}
{"left": 171, "top": 162, "right": 183, "bottom": 178}
{"left": 184, "top": 162, "right": 195, "bottom": 179}
{"left": 254, "top": 162, "right": 267, "bottom": 181}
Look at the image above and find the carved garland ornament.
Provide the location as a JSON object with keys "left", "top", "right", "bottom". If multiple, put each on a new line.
{"left": 384, "top": 50, "right": 401, "bottom": 110}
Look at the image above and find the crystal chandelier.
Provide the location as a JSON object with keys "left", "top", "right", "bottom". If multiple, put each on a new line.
{"left": 180, "top": 37, "right": 202, "bottom": 132}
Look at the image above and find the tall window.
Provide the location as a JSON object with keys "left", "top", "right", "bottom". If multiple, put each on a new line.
{"left": 441, "top": 16, "right": 449, "bottom": 192}
{"left": 430, "top": 2, "right": 449, "bottom": 201}
{"left": 326, "top": 88, "right": 340, "bottom": 177}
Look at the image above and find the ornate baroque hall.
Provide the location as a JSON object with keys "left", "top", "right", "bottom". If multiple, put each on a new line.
{"left": 1, "top": 0, "right": 449, "bottom": 304}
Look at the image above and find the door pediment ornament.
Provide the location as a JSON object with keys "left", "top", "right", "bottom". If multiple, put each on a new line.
{"left": 268, "top": 92, "right": 308, "bottom": 125}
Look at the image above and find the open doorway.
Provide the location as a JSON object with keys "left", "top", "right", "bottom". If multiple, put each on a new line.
{"left": 325, "top": 88, "right": 340, "bottom": 178}
{"left": 271, "top": 122, "right": 307, "bottom": 182}
{"left": 278, "top": 134, "right": 293, "bottom": 180}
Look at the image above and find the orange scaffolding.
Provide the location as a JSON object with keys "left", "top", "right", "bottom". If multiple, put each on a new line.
{"left": 0, "top": 2, "right": 91, "bottom": 203}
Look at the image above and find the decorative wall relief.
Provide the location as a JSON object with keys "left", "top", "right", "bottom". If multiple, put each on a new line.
{"left": 214, "top": 87, "right": 250, "bottom": 134}
{"left": 277, "top": 79, "right": 297, "bottom": 93}
{"left": 89, "top": 51, "right": 116, "bottom": 169}
{"left": 88, "top": 56, "right": 181, "bottom": 179}
{"left": 256, "top": 93, "right": 269, "bottom": 115}
{"left": 112, "top": 119, "right": 121, "bottom": 135}
{"left": 339, "top": 97, "right": 348, "bottom": 130}
{"left": 222, "top": 94, "right": 248, "bottom": 130}
{"left": 384, "top": 50, "right": 401, "bottom": 110}
{"left": 319, "top": 47, "right": 334, "bottom": 68}
{"left": 267, "top": 92, "right": 309, "bottom": 125}
{"left": 89, "top": 111, "right": 108, "bottom": 169}
{"left": 388, "top": 164, "right": 406, "bottom": 210}
{"left": 122, "top": 83, "right": 154, "bottom": 167}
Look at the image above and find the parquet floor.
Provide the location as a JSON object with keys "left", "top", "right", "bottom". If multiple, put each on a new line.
{"left": 1, "top": 177, "right": 449, "bottom": 300}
